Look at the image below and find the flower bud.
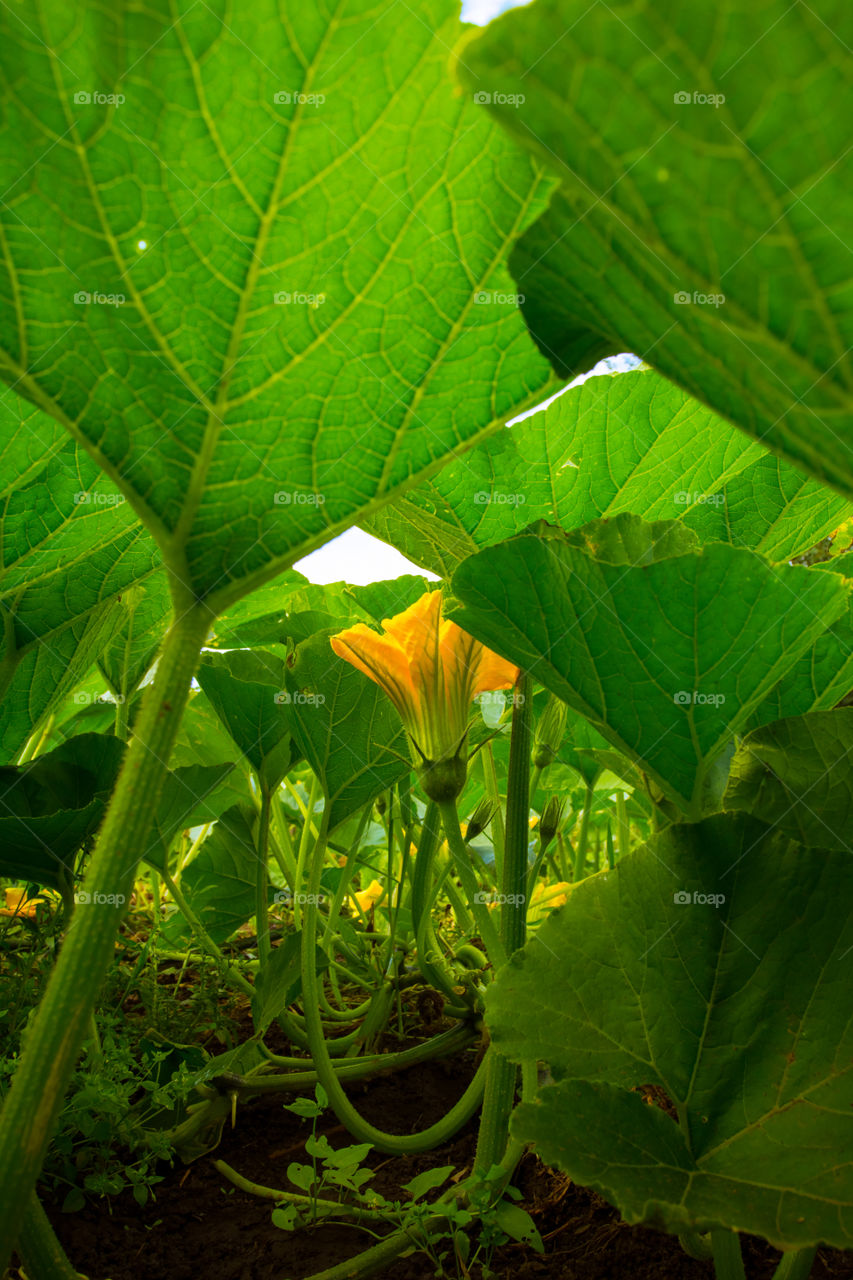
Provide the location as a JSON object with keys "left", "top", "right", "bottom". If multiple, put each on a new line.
{"left": 539, "top": 796, "right": 567, "bottom": 850}
{"left": 533, "top": 694, "right": 568, "bottom": 769}
{"left": 464, "top": 799, "right": 497, "bottom": 842}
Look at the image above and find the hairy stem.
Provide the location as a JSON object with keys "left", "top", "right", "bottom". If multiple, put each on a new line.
{"left": 474, "top": 673, "right": 531, "bottom": 1175}
{"left": 0, "top": 600, "right": 212, "bottom": 1268}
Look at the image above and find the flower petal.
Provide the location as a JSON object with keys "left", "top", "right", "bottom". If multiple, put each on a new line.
{"left": 330, "top": 625, "right": 417, "bottom": 725}
{"left": 331, "top": 589, "right": 520, "bottom": 769}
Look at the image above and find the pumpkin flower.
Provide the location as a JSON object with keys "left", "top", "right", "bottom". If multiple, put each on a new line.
{"left": 0, "top": 887, "right": 59, "bottom": 918}
{"left": 527, "top": 880, "right": 570, "bottom": 925}
{"left": 331, "top": 590, "right": 518, "bottom": 801}
{"left": 347, "top": 878, "right": 386, "bottom": 915}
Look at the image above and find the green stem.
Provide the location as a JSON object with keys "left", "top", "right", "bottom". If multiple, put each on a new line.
{"left": 572, "top": 781, "right": 595, "bottom": 881}
{"left": 17, "top": 713, "right": 56, "bottom": 765}
{"left": 554, "top": 831, "right": 571, "bottom": 882}
{"left": 320, "top": 806, "right": 373, "bottom": 953}
{"left": 679, "top": 1230, "right": 712, "bottom": 1260}
{"left": 159, "top": 865, "right": 255, "bottom": 998}
{"left": 293, "top": 773, "right": 321, "bottom": 929}
{"left": 255, "top": 784, "right": 272, "bottom": 964}
{"left": 56, "top": 867, "right": 76, "bottom": 932}
{"left": 772, "top": 1246, "right": 818, "bottom": 1280}
{"left": 441, "top": 869, "right": 475, "bottom": 935}
{"left": 318, "top": 978, "right": 370, "bottom": 1020}
{"left": 15, "top": 1192, "right": 87, "bottom": 1280}
{"left": 174, "top": 821, "right": 210, "bottom": 880}
{"left": 438, "top": 800, "right": 506, "bottom": 968}
{"left": 83, "top": 1009, "right": 102, "bottom": 1066}
{"left": 297, "top": 1219, "right": 444, "bottom": 1280}
{"left": 269, "top": 789, "right": 298, "bottom": 887}
{"left": 344, "top": 982, "right": 394, "bottom": 1057}
{"left": 481, "top": 744, "right": 506, "bottom": 882}
{"left": 300, "top": 811, "right": 487, "bottom": 1153}
{"left": 411, "top": 802, "right": 460, "bottom": 1000}
{"left": 149, "top": 867, "right": 161, "bottom": 925}
{"left": 711, "top": 1229, "right": 746, "bottom": 1280}
{"left": 251, "top": 1024, "right": 475, "bottom": 1080}
{"left": 525, "top": 838, "right": 549, "bottom": 903}
{"left": 214, "top": 1160, "right": 389, "bottom": 1222}
{"left": 0, "top": 600, "right": 213, "bottom": 1273}
{"left": 474, "top": 672, "right": 531, "bottom": 1176}
{"left": 616, "top": 789, "right": 629, "bottom": 860}
{"left": 114, "top": 693, "right": 130, "bottom": 742}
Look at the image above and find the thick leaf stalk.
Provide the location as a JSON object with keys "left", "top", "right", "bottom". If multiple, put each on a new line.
{"left": 0, "top": 602, "right": 213, "bottom": 1267}
{"left": 15, "top": 1193, "right": 86, "bottom": 1280}
{"left": 474, "top": 673, "right": 531, "bottom": 1176}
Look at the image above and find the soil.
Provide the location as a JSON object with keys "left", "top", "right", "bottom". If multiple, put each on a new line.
{"left": 13, "top": 1034, "right": 853, "bottom": 1280}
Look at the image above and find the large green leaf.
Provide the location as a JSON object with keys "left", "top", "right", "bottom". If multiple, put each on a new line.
{"left": 97, "top": 574, "right": 171, "bottom": 701}
{"left": 449, "top": 516, "right": 850, "bottom": 811}
{"left": 458, "top": 1, "right": 853, "bottom": 498}
{"left": 160, "top": 804, "right": 261, "bottom": 946}
{"left": 486, "top": 814, "right": 853, "bottom": 1250}
{"left": 725, "top": 710, "right": 853, "bottom": 851}
{"left": 251, "top": 933, "right": 328, "bottom": 1034}
{"left": 207, "top": 572, "right": 331, "bottom": 649}
{"left": 207, "top": 574, "right": 437, "bottom": 652}
{"left": 746, "top": 553, "right": 853, "bottom": 727}
{"left": 552, "top": 709, "right": 610, "bottom": 788}
{"left": 0, "top": 732, "right": 237, "bottom": 885}
{"left": 0, "top": 0, "right": 558, "bottom": 605}
{"left": 169, "top": 689, "right": 252, "bottom": 775}
{"left": 0, "top": 399, "right": 162, "bottom": 759}
{"left": 0, "top": 732, "right": 126, "bottom": 887}
{"left": 41, "top": 672, "right": 137, "bottom": 749}
{"left": 367, "top": 370, "right": 851, "bottom": 574}
{"left": 142, "top": 762, "right": 239, "bottom": 872}
{"left": 195, "top": 650, "right": 299, "bottom": 790}
{"left": 282, "top": 632, "right": 410, "bottom": 831}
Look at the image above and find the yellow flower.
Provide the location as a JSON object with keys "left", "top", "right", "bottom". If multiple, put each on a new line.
{"left": 347, "top": 878, "right": 386, "bottom": 914}
{"left": 0, "top": 887, "right": 59, "bottom": 918}
{"left": 527, "top": 880, "right": 570, "bottom": 925}
{"left": 331, "top": 590, "right": 518, "bottom": 800}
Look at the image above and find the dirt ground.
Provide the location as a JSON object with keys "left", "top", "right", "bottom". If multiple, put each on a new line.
{"left": 19, "top": 1041, "right": 853, "bottom": 1280}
